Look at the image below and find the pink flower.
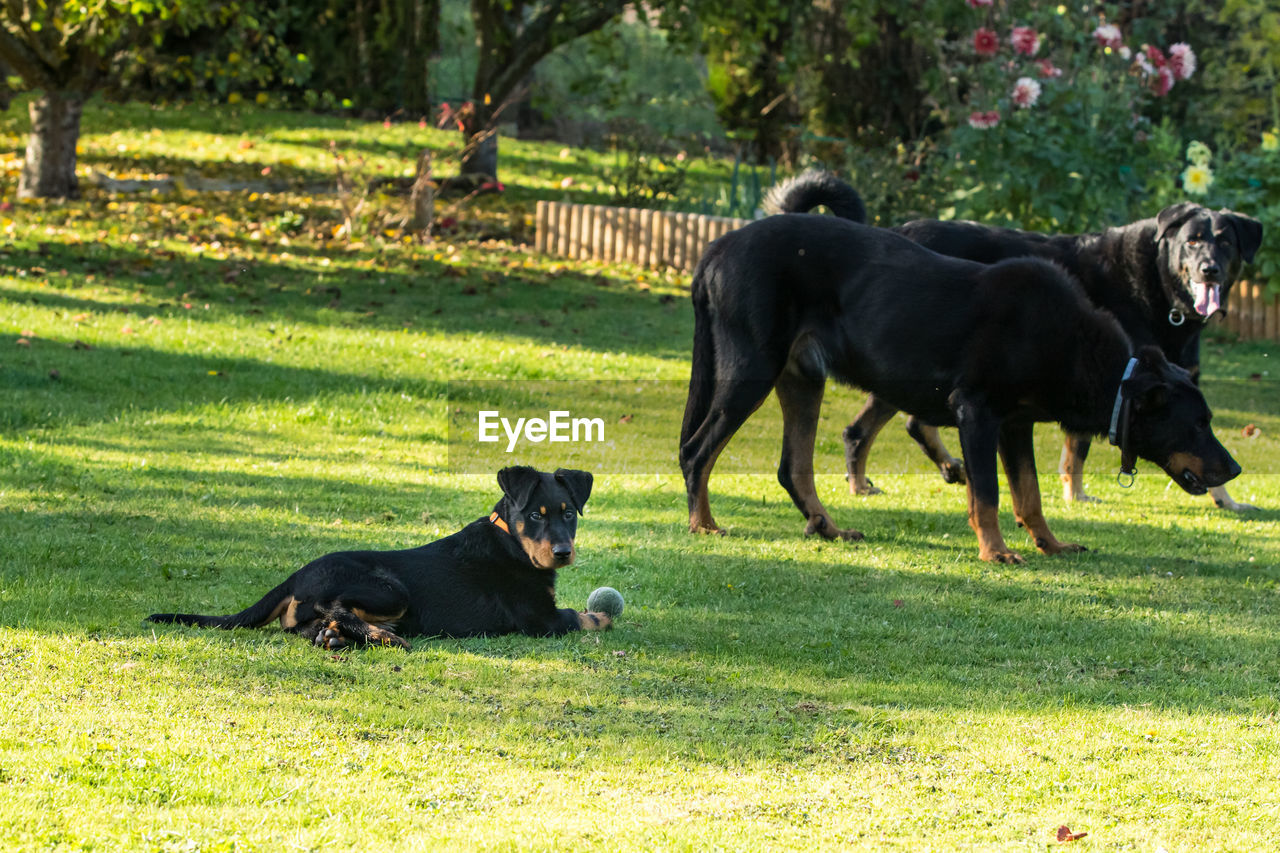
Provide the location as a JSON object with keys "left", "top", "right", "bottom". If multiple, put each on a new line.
{"left": 968, "top": 110, "right": 1001, "bottom": 129}
{"left": 1150, "top": 66, "right": 1174, "bottom": 97}
{"left": 1011, "top": 77, "right": 1042, "bottom": 108}
{"left": 1093, "top": 24, "right": 1123, "bottom": 50}
{"left": 1036, "top": 59, "right": 1063, "bottom": 78}
{"left": 1168, "top": 43, "right": 1196, "bottom": 80}
{"left": 1144, "top": 44, "right": 1167, "bottom": 68}
{"left": 966, "top": 0, "right": 993, "bottom": 6}
{"left": 1010, "top": 26, "right": 1041, "bottom": 57}
{"left": 973, "top": 27, "right": 999, "bottom": 58}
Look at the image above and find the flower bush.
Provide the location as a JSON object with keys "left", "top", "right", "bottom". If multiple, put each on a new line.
{"left": 929, "top": 2, "right": 1197, "bottom": 232}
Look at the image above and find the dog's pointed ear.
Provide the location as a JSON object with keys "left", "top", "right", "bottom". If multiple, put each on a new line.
{"left": 554, "top": 468, "right": 593, "bottom": 515}
{"left": 1219, "top": 209, "right": 1263, "bottom": 263}
{"left": 1155, "top": 202, "right": 1199, "bottom": 243}
{"left": 497, "top": 466, "right": 542, "bottom": 511}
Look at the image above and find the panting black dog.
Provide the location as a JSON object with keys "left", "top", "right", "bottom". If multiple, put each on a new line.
{"left": 678, "top": 214, "right": 1240, "bottom": 562}
{"left": 766, "top": 170, "right": 1263, "bottom": 509}
{"left": 148, "top": 467, "right": 611, "bottom": 649}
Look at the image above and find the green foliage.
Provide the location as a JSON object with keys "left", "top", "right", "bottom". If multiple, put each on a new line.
{"left": 604, "top": 128, "right": 689, "bottom": 209}
{"left": 1198, "top": 0, "right": 1280, "bottom": 143}
{"left": 534, "top": 18, "right": 721, "bottom": 146}
{"left": 1186, "top": 132, "right": 1280, "bottom": 290}
{"left": 685, "top": 156, "right": 775, "bottom": 219}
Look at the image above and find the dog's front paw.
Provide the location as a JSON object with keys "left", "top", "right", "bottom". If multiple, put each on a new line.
{"left": 578, "top": 611, "right": 613, "bottom": 631}
{"left": 980, "top": 548, "right": 1024, "bottom": 564}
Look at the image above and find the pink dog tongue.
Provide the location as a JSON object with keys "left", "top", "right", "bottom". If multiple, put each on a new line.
{"left": 1191, "top": 281, "right": 1221, "bottom": 316}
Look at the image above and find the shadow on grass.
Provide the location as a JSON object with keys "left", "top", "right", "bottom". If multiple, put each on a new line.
{"left": 1, "top": 453, "right": 1274, "bottom": 719}
{"left": 0, "top": 238, "right": 690, "bottom": 364}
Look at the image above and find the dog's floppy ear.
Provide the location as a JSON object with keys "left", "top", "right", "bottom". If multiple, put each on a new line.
{"left": 497, "top": 466, "right": 542, "bottom": 511}
{"left": 1123, "top": 346, "right": 1170, "bottom": 412}
{"left": 554, "top": 468, "right": 593, "bottom": 515}
{"left": 1155, "top": 202, "right": 1200, "bottom": 243}
{"left": 1219, "top": 209, "right": 1263, "bottom": 264}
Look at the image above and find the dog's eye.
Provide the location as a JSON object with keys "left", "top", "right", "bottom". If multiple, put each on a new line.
{"left": 529, "top": 511, "right": 543, "bottom": 521}
{"left": 563, "top": 509, "right": 574, "bottom": 521}
{"left": 1186, "top": 239, "right": 1200, "bottom": 247}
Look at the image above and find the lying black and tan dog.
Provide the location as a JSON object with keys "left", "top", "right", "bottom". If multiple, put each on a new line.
{"left": 766, "top": 170, "right": 1262, "bottom": 509}
{"left": 148, "top": 467, "right": 611, "bottom": 649}
{"left": 679, "top": 214, "right": 1240, "bottom": 562}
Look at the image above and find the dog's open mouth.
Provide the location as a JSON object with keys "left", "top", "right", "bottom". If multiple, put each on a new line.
{"left": 1188, "top": 281, "right": 1222, "bottom": 317}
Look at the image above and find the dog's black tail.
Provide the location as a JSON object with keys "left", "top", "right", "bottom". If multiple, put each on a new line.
{"left": 762, "top": 169, "right": 866, "bottom": 223}
{"left": 680, "top": 255, "right": 719, "bottom": 458}
{"left": 148, "top": 578, "right": 295, "bottom": 630}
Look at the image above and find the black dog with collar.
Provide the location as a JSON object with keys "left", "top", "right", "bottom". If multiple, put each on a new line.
{"left": 148, "top": 467, "right": 610, "bottom": 649}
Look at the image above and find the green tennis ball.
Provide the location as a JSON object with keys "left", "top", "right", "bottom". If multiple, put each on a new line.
{"left": 587, "top": 586, "right": 625, "bottom": 617}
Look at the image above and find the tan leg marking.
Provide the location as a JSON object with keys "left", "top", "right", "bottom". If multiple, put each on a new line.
{"left": 1009, "top": 465, "right": 1084, "bottom": 555}
{"left": 777, "top": 372, "right": 862, "bottom": 541}
{"left": 968, "top": 490, "right": 1021, "bottom": 564}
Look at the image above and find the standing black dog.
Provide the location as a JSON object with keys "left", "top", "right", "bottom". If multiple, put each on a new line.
{"left": 679, "top": 214, "right": 1240, "bottom": 562}
{"left": 766, "top": 170, "right": 1262, "bottom": 509}
{"left": 148, "top": 467, "right": 611, "bottom": 649}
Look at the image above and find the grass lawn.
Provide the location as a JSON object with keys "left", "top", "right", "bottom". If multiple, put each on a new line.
{"left": 1, "top": 101, "right": 1278, "bottom": 851}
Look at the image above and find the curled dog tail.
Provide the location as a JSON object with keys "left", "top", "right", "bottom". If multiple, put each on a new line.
{"left": 148, "top": 578, "right": 294, "bottom": 630}
{"left": 763, "top": 169, "right": 866, "bottom": 223}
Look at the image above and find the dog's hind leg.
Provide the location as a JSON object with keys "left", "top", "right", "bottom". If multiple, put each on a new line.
{"left": 312, "top": 604, "right": 411, "bottom": 651}
{"left": 906, "top": 418, "right": 966, "bottom": 485}
{"left": 953, "top": 395, "right": 1020, "bottom": 563}
{"left": 843, "top": 396, "right": 896, "bottom": 495}
{"left": 1000, "top": 421, "right": 1085, "bottom": 556}
{"left": 1057, "top": 432, "right": 1101, "bottom": 504}
{"left": 297, "top": 570, "right": 412, "bottom": 651}
{"left": 680, "top": 376, "right": 776, "bottom": 535}
{"left": 777, "top": 369, "right": 863, "bottom": 541}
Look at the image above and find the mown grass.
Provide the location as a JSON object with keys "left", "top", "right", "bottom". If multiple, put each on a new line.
{"left": 0, "top": 101, "right": 1278, "bottom": 851}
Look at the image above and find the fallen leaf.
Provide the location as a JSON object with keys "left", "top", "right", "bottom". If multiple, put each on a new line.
{"left": 1243, "top": 424, "right": 1259, "bottom": 438}
{"left": 1056, "top": 825, "right": 1088, "bottom": 843}
{"left": 15, "top": 337, "right": 30, "bottom": 347}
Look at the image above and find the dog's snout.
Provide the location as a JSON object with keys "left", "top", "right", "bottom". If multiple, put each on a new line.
{"left": 1199, "top": 260, "right": 1220, "bottom": 277}
{"left": 1226, "top": 456, "right": 1242, "bottom": 481}
{"left": 552, "top": 543, "right": 574, "bottom": 561}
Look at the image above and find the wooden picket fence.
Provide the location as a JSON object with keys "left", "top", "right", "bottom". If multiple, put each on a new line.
{"left": 534, "top": 200, "right": 750, "bottom": 273}
{"left": 534, "top": 200, "right": 1280, "bottom": 343}
{"left": 1220, "top": 281, "right": 1280, "bottom": 342}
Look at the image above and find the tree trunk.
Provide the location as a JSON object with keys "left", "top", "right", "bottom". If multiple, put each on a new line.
{"left": 19, "top": 92, "right": 84, "bottom": 200}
